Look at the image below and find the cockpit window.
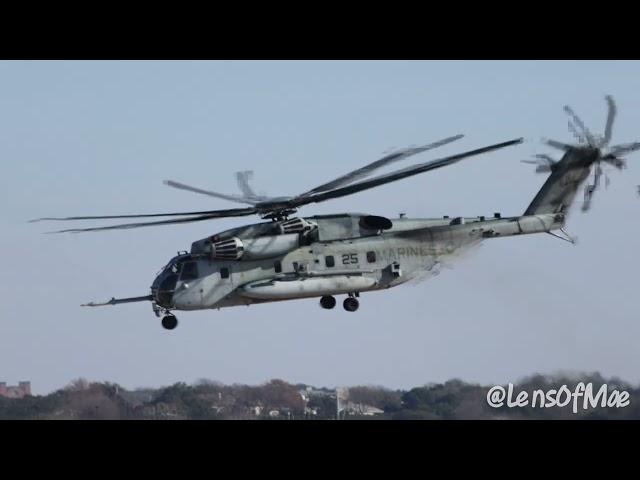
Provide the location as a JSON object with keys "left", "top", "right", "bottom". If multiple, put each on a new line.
{"left": 159, "top": 274, "right": 179, "bottom": 292}
{"left": 180, "top": 262, "right": 199, "bottom": 281}
{"left": 158, "top": 254, "right": 190, "bottom": 276}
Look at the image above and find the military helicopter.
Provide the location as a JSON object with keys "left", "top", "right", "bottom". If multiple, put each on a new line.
{"left": 32, "top": 96, "right": 639, "bottom": 330}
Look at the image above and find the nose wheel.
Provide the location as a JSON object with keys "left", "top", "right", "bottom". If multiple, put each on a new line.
{"left": 161, "top": 314, "right": 178, "bottom": 330}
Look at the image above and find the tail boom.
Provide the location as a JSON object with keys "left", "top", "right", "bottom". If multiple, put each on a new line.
{"left": 478, "top": 213, "right": 563, "bottom": 239}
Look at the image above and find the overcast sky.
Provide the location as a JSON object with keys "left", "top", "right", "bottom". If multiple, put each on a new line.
{"left": 1, "top": 60, "right": 639, "bottom": 394}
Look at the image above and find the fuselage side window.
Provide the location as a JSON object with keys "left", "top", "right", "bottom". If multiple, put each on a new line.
{"left": 325, "top": 255, "right": 335, "bottom": 268}
{"left": 274, "top": 261, "right": 282, "bottom": 273}
{"left": 220, "top": 267, "right": 230, "bottom": 279}
{"left": 366, "top": 251, "right": 376, "bottom": 263}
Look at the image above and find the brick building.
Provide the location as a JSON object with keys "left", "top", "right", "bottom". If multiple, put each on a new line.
{"left": 0, "top": 382, "right": 32, "bottom": 398}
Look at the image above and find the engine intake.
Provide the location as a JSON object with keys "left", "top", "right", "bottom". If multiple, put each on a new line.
{"left": 359, "top": 215, "right": 393, "bottom": 231}
{"left": 211, "top": 237, "right": 244, "bottom": 260}
{"left": 278, "top": 217, "right": 314, "bottom": 235}
{"left": 210, "top": 234, "right": 302, "bottom": 260}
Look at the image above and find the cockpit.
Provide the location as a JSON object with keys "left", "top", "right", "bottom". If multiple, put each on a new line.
{"left": 151, "top": 254, "right": 200, "bottom": 308}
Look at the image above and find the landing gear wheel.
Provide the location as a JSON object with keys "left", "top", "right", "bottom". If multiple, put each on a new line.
{"left": 320, "top": 295, "right": 336, "bottom": 309}
{"left": 162, "top": 314, "right": 178, "bottom": 330}
{"left": 343, "top": 297, "right": 359, "bottom": 312}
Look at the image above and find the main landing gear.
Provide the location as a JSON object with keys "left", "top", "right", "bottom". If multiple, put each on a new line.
{"left": 161, "top": 314, "right": 178, "bottom": 330}
{"left": 320, "top": 295, "right": 337, "bottom": 309}
{"left": 343, "top": 297, "right": 359, "bottom": 312}
{"left": 319, "top": 294, "right": 360, "bottom": 312}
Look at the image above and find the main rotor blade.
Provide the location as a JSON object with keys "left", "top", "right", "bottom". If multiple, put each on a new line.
{"left": 600, "top": 95, "right": 616, "bottom": 148}
{"left": 297, "top": 134, "right": 464, "bottom": 197}
{"left": 235, "top": 171, "right": 260, "bottom": 199}
{"left": 163, "top": 180, "right": 260, "bottom": 205}
{"left": 30, "top": 208, "right": 247, "bottom": 222}
{"left": 45, "top": 208, "right": 257, "bottom": 233}
{"left": 289, "top": 138, "right": 523, "bottom": 208}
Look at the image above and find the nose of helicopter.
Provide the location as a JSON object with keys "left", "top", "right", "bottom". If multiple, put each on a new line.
{"left": 153, "top": 287, "right": 174, "bottom": 309}
{"left": 151, "top": 272, "right": 179, "bottom": 309}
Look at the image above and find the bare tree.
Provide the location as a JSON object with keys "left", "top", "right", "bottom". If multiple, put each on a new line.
{"left": 65, "top": 378, "right": 91, "bottom": 392}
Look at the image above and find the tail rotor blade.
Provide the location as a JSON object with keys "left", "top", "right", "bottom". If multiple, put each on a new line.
{"left": 593, "top": 164, "right": 602, "bottom": 189}
{"left": 534, "top": 154, "right": 557, "bottom": 165}
{"left": 581, "top": 163, "right": 603, "bottom": 212}
{"left": 608, "top": 142, "right": 640, "bottom": 157}
{"left": 545, "top": 139, "right": 573, "bottom": 151}
{"left": 567, "top": 120, "right": 585, "bottom": 144}
{"left": 582, "top": 184, "right": 595, "bottom": 212}
{"left": 522, "top": 154, "right": 557, "bottom": 173}
{"left": 563, "top": 105, "right": 596, "bottom": 146}
{"left": 600, "top": 95, "right": 617, "bottom": 147}
{"left": 603, "top": 155, "right": 626, "bottom": 170}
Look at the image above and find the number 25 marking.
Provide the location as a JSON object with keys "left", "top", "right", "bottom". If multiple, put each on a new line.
{"left": 342, "top": 253, "right": 358, "bottom": 265}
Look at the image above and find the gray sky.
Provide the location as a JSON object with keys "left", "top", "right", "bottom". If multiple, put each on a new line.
{"left": 1, "top": 60, "right": 639, "bottom": 395}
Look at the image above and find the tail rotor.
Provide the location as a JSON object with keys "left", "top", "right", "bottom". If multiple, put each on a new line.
{"left": 524, "top": 95, "right": 639, "bottom": 212}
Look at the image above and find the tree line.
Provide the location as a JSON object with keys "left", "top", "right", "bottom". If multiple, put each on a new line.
{"left": 1, "top": 372, "right": 637, "bottom": 420}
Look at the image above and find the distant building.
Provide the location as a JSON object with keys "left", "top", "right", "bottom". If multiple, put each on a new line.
{"left": 0, "top": 382, "right": 31, "bottom": 399}
{"left": 337, "top": 387, "right": 384, "bottom": 418}
{"left": 341, "top": 402, "right": 384, "bottom": 416}
{"left": 299, "top": 386, "right": 336, "bottom": 416}
{"left": 302, "top": 386, "right": 384, "bottom": 418}
{"left": 251, "top": 405, "right": 264, "bottom": 416}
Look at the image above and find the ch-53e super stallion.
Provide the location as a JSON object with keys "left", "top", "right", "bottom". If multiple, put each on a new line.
{"left": 32, "top": 96, "right": 639, "bottom": 330}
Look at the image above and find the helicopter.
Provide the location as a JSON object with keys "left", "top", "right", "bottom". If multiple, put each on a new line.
{"left": 32, "top": 96, "right": 639, "bottom": 330}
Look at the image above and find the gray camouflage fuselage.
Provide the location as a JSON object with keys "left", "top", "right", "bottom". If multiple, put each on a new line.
{"left": 152, "top": 212, "right": 560, "bottom": 312}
